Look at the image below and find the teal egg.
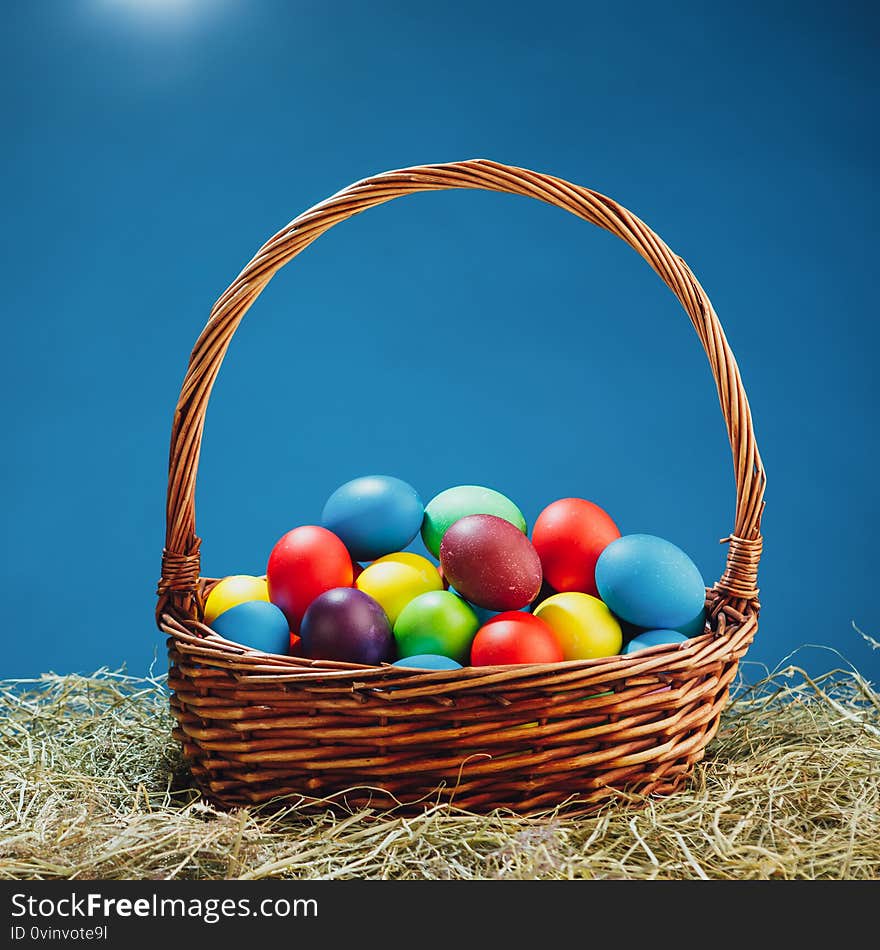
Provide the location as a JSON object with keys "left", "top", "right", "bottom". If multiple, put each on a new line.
{"left": 210, "top": 600, "right": 291, "bottom": 655}
{"left": 392, "top": 654, "right": 463, "bottom": 670}
{"left": 595, "top": 534, "right": 706, "bottom": 629}
{"left": 677, "top": 606, "right": 707, "bottom": 638}
{"left": 624, "top": 629, "right": 688, "bottom": 654}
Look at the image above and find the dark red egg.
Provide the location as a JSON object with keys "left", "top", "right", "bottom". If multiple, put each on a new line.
{"left": 531, "top": 498, "right": 620, "bottom": 596}
{"left": 471, "top": 614, "right": 564, "bottom": 666}
{"left": 439, "top": 514, "right": 542, "bottom": 611}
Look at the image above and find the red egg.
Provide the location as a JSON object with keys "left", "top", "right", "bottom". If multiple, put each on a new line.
{"left": 531, "top": 498, "right": 620, "bottom": 596}
{"left": 267, "top": 526, "right": 354, "bottom": 632}
{"left": 471, "top": 614, "right": 564, "bottom": 666}
{"left": 440, "top": 514, "right": 542, "bottom": 611}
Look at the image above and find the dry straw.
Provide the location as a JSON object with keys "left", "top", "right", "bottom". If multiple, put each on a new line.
{"left": 1, "top": 661, "right": 877, "bottom": 880}
{"left": 156, "top": 159, "right": 766, "bottom": 814}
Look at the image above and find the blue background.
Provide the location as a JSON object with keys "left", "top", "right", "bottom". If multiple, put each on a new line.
{"left": 2, "top": 0, "right": 877, "bottom": 683}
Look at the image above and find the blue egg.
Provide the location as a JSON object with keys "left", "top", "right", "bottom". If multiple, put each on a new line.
{"left": 392, "top": 654, "right": 462, "bottom": 670}
{"left": 677, "top": 606, "right": 707, "bottom": 638}
{"left": 623, "top": 629, "right": 689, "bottom": 655}
{"left": 322, "top": 475, "right": 424, "bottom": 562}
{"left": 210, "top": 600, "right": 291, "bottom": 655}
{"left": 595, "top": 534, "right": 706, "bottom": 629}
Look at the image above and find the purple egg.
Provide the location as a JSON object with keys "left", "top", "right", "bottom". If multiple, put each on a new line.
{"left": 299, "top": 587, "right": 394, "bottom": 664}
{"left": 440, "top": 514, "right": 543, "bottom": 611}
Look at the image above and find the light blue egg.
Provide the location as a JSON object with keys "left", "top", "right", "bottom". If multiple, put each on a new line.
{"left": 322, "top": 475, "right": 424, "bottom": 562}
{"left": 210, "top": 600, "right": 290, "bottom": 655}
{"left": 392, "top": 654, "right": 462, "bottom": 670}
{"left": 596, "top": 534, "right": 706, "bottom": 629}
{"left": 624, "top": 629, "right": 689, "bottom": 655}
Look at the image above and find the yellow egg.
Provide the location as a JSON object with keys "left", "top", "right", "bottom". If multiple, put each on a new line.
{"left": 356, "top": 552, "right": 443, "bottom": 625}
{"left": 203, "top": 574, "right": 270, "bottom": 625}
{"left": 533, "top": 591, "right": 622, "bottom": 660}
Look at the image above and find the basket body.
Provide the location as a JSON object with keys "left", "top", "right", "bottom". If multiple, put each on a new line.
{"left": 157, "top": 160, "right": 765, "bottom": 815}
{"left": 166, "top": 592, "right": 756, "bottom": 813}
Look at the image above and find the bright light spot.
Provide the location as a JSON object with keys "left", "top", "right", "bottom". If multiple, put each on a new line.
{"left": 93, "top": 0, "right": 233, "bottom": 26}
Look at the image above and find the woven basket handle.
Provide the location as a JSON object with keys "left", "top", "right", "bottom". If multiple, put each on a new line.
{"left": 158, "top": 159, "right": 765, "bottom": 622}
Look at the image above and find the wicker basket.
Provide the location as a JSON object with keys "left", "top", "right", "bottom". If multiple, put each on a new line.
{"left": 157, "top": 159, "right": 765, "bottom": 816}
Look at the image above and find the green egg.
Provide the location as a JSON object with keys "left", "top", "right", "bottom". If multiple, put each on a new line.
{"left": 393, "top": 590, "right": 480, "bottom": 664}
{"left": 421, "top": 485, "right": 527, "bottom": 558}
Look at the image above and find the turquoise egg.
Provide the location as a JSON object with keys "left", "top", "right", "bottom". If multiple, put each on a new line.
{"left": 392, "top": 654, "right": 463, "bottom": 670}
{"left": 677, "top": 606, "right": 707, "bottom": 638}
{"left": 624, "top": 629, "right": 689, "bottom": 654}
{"left": 595, "top": 534, "right": 706, "bottom": 629}
{"left": 210, "top": 600, "right": 291, "bottom": 655}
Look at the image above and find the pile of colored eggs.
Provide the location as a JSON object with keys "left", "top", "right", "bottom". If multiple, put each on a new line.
{"left": 203, "top": 475, "right": 709, "bottom": 669}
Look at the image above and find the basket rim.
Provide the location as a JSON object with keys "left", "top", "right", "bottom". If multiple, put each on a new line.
{"left": 156, "top": 158, "right": 766, "bottom": 650}
{"left": 160, "top": 591, "right": 758, "bottom": 687}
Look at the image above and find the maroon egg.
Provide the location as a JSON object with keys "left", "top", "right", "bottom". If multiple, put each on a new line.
{"left": 440, "top": 514, "right": 543, "bottom": 611}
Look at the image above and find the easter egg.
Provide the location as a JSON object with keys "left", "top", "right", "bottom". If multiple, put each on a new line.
{"left": 393, "top": 590, "right": 479, "bottom": 664}
{"left": 439, "top": 514, "right": 542, "bottom": 611}
{"left": 595, "top": 534, "right": 706, "bottom": 629}
{"left": 533, "top": 591, "right": 623, "bottom": 660}
{"left": 210, "top": 600, "right": 291, "bottom": 656}
{"left": 624, "top": 629, "right": 689, "bottom": 655}
{"left": 471, "top": 614, "right": 564, "bottom": 666}
{"left": 531, "top": 498, "right": 620, "bottom": 596}
{"left": 677, "top": 606, "right": 707, "bottom": 638}
{"left": 356, "top": 552, "right": 443, "bottom": 625}
{"left": 203, "top": 574, "right": 269, "bottom": 624}
{"left": 299, "top": 587, "right": 394, "bottom": 665}
{"left": 321, "top": 475, "right": 424, "bottom": 562}
{"left": 392, "top": 654, "right": 463, "bottom": 670}
{"left": 267, "top": 526, "right": 354, "bottom": 632}
{"left": 421, "top": 485, "right": 527, "bottom": 558}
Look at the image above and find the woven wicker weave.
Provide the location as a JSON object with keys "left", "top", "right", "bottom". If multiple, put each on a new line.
{"left": 157, "top": 159, "right": 765, "bottom": 815}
